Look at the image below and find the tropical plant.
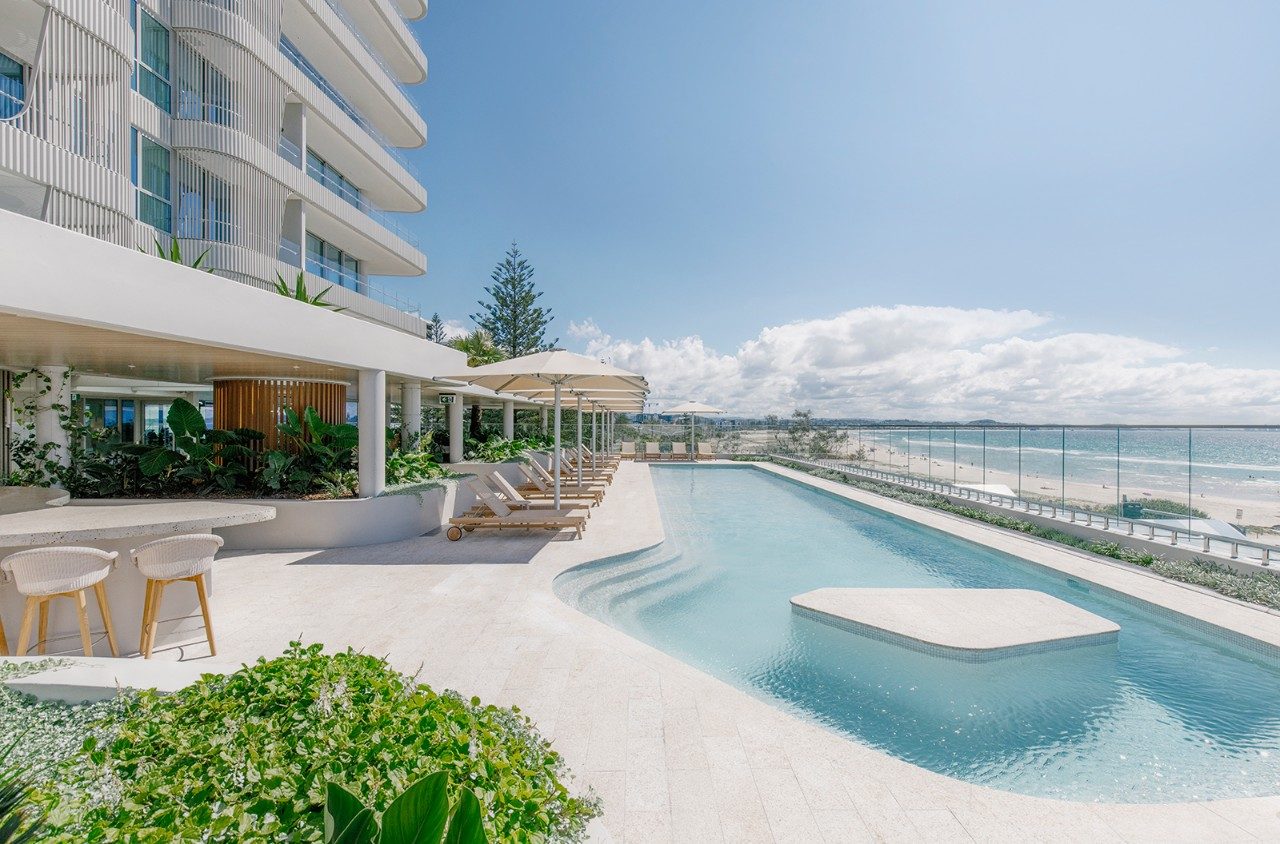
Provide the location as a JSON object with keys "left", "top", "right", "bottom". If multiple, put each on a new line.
{"left": 275, "top": 271, "right": 347, "bottom": 311}
{"left": 116, "top": 398, "right": 263, "bottom": 492}
{"left": 35, "top": 643, "right": 599, "bottom": 841}
{"left": 140, "top": 235, "right": 211, "bottom": 271}
{"left": 260, "top": 407, "right": 360, "bottom": 495}
{"left": 324, "top": 773, "right": 486, "bottom": 844}
{"left": 385, "top": 449, "right": 450, "bottom": 486}
{"left": 464, "top": 436, "right": 541, "bottom": 463}
{"left": 0, "top": 733, "right": 45, "bottom": 844}
{"left": 471, "top": 242, "right": 556, "bottom": 357}
{"left": 449, "top": 330, "right": 506, "bottom": 439}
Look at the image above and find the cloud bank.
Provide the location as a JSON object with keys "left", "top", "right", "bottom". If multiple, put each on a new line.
{"left": 568, "top": 306, "right": 1280, "bottom": 422}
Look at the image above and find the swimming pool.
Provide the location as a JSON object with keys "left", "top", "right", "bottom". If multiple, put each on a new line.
{"left": 554, "top": 465, "right": 1280, "bottom": 803}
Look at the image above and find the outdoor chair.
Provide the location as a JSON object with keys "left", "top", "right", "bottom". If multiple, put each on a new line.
{"left": 448, "top": 479, "right": 586, "bottom": 541}
{"left": 671, "top": 442, "right": 689, "bottom": 460}
{"left": 1, "top": 546, "right": 119, "bottom": 657}
{"left": 620, "top": 442, "right": 636, "bottom": 460}
{"left": 132, "top": 534, "right": 223, "bottom": 659}
{"left": 519, "top": 462, "right": 607, "bottom": 503}
{"left": 485, "top": 473, "right": 593, "bottom": 515}
{"left": 643, "top": 442, "right": 660, "bottom": 461}
{"left": 697, "top": 443, "right": 716, "bottom": 460}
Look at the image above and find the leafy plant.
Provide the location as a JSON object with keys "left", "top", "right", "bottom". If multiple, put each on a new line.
{"left": 140, "top": 235, "right": 211, "bottom": 271}
{"left": 464, "top": 437, "right": 543, "bottom": 463}
{"left": 325, "top": 773, "right": 486, "bottom": 844}
{"left": 275, "top": 271, "right": 347, "bottom": 311}
{"left": 385, "top": 449, "right": 451, "bottom": 486}
{"left": 36, "top": 643, "right": 599, "bottom": 842}
{"left": 0, "top": 734, "right": 45, "bottom": 844}
{"left": 116, "top": 398, "right": 263, "bottom": 492}
{"left": 260, "top": 407, "right": 360, "bottom": 496}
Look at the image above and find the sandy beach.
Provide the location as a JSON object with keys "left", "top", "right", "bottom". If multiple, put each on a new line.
{"left": 726, "top": 432, "right": 1280, "bottom": 539}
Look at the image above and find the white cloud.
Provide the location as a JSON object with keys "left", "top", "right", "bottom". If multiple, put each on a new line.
{"left": 567, "top": 307, "right": 1280, "bottom": 422}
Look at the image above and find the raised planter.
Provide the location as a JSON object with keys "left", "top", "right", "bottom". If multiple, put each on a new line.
{"left": 217, "top": 484, "right": 456, "bottom": 550}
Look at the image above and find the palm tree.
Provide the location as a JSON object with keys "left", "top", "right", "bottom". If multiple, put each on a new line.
{"left": 450, "top": 330, "right": 505, "bottom": 438}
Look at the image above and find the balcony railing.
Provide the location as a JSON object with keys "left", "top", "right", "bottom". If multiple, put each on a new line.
{"left": 0, "top": 87, "right": 118, "bottom": 170}
{"left": 303, "top": 157, "right": 420, "bottom": 246}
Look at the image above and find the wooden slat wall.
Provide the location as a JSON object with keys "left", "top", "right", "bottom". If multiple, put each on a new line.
{"left": 213, "top": 379, "right": 345, "bottom": 453}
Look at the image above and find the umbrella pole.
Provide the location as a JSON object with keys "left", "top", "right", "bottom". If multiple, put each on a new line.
{"left": 553, "top": 384, "right": 562, "bottom": 510}
{"left": 692, "top": 413, "right": 696, "bottom": 461}
{"left": 591, "top": 407, "right": 597, "bottom": 472}
{"left": 576, "top": 394, "right": 584, "bottom": 487}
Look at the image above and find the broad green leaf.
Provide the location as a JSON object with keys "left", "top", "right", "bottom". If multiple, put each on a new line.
{"left": 331, "top": 807, "right": 378, "bottom": 844}
{"left": 137, "top": 448, "right": 183, "bottom": 477}
{"left": 166, "top": 398, "right": 207, "bottom": 438}
{"left": 324, "top": 782, "right": 365, "bottom": 842}
{"left": 443, "top": 788, "right": 487, "bottom": 844}
{"left": 380, "top": 772, "right": 449, "bottom": 844}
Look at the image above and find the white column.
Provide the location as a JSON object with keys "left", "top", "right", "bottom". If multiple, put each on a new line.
{"left": 541, "top": 406, "right": 548, "bottom": 435}
{"left": 447, "top": 396, "right": 464, "bottom": 463}
{"left": 132, "top": 399, "right": 144, "bottom": 444}
{"left": 357, "top": 369, "right": 386, "bottom": 498}
{"left": 502, "top": 400, "right": 515, "bottom": 440}
{"left": 401, "top": 382, "right": 422, "bottom": 450}
{"left": 575, "top": 394, "right": 584, "bottom": 486}
{"left": 32, "top": 366, "right": 71, "bottom": 473}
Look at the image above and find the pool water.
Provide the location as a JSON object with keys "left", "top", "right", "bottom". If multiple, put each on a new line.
{"left": 554, "top": 465, "right": 1280, "bottom": 803}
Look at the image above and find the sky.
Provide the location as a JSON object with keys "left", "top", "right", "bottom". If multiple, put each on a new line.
{"left": 385, "top": 1, "right": 1280, "bottom": 422}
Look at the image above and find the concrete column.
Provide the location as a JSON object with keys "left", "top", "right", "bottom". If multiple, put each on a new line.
{"left": 447, "top": 396, "right": 464, "bottom": 463}
{"left": 35, "top": 365, "right": 71, "bottom": 471}
{"left": 502, "top": 400, "right": 515, "bottom": 440}
{"left": 132, "top": 399, "right": 144, "bottom": 444}
{"left": 282, "top": 199, "right": 306, "bottom": 268}
{"left": 282, "top": 101, "right": 307, "bottom": 166}
{"left": 401, "top": 382, "right": 422, "bottom": 449}
{"left": 357, "top": 369, "right": 386, "bottom": 498}
{"left": 540, "top": 406, "right": 548, "bottom": 435}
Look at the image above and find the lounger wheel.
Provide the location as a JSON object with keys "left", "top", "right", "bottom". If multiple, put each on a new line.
{"left": 446, "top": 526, "right": 464, "bottom": 541}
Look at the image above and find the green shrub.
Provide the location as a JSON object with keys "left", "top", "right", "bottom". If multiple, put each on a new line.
{"left": 386, "top": 449, "right": 453, "bottom": 486}
{"left": 37, "top": 644, "right": 598, "bottom": 843}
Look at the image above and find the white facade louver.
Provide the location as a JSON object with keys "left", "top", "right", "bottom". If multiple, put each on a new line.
{"left": 0, "top": 0, "right": 430, "bottom": 336}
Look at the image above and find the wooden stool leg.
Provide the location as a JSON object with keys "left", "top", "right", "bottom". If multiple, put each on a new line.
{"left": 139, "top": 580, "right": 154, "bottom": 655}
{"left": 75, "top": 591, "right": 93, "bottom": 657}
{"left": 145, "top": 581, "right": 166, "bottom": 659}
{"left": 16, "top": 597, "right": 37, "bottom": 656}
{"left": 193, "top": 574, "right": 216, "bottom": 657}
{"left": 94, "top": 582, "right": 118, "bottom": 658}
{"left": 37, "top": 600, "right": 49, "bottom": 655}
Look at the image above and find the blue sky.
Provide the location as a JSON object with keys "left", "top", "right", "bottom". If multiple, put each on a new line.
{"left": 384, "top": 1, "right": 1280, "bottom": 419}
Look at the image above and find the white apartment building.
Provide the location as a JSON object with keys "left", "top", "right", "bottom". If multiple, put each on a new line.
{"left": 0, "top": 0, "right": 538, "bottom": 493}
{"left": 1, "top": 0, "right": 430, "bottom": 333}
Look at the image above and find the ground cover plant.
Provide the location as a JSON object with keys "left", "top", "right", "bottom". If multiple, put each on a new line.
{"left": 32, "top": 643, "right": 598, "bottom": 843}
{"left": 769, "top": 457, "right": 1280, "bottom": 611}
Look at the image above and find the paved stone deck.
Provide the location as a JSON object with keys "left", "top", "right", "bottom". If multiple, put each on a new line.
{"left": 150, "top": 461, "right": 1280, "bottom": 842}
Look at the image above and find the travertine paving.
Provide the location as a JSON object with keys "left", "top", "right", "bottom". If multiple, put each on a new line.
{"left": 154, "top": 462, "right": 1280, "bottom": 842}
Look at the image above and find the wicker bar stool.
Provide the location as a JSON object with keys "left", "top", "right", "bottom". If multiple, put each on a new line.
{"left": 0, "top": 547, "right": 119, "bottom": 657}
{"left": 133, "top": 534, "right": 223, "bottom": 659}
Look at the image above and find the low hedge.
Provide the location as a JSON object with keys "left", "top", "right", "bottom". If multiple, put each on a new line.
{"left": 770, "top": 457, "right": 1280, "bottom": 611}
{"left": 36, "top": 643, "right": 599, "bottom": 842}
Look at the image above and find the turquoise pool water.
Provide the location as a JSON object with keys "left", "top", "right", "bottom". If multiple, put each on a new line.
{"left": 554, "top": 465, "right": 1280, "bottom": 803}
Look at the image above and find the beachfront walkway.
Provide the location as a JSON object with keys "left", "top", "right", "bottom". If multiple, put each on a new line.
{"left": 157, "top": 463, "right": 1280, "bottom": 842}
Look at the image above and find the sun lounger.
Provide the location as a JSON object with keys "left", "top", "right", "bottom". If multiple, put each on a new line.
{"left": 642, "top": 442, "right": 660, "bottom": 461}
{"left": 581, "top": 446, "right": 620, "bottom": 468}
{"left": 486, "top": 473, "right": 593, "bottom": 515}
{"left": 671, "top": 442, "right": 688, "bottom": 460}
{"left": 447, "top": 478, "right": 586, "bottom": 541}
{"left": 620, "top": 442, "right": 636, "bottom": 460}
{"left": 696, "top": 443, "right": 715, "bottom": 460}
{"left": 520, "top": 462, "right": 606, "bottom": 503}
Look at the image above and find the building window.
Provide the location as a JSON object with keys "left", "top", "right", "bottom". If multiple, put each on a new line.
{"left": 132, "top": 128, "right": 172, "bottom": 232}
{"left": 177, "top": 166, "right": 232, "bottom": 243}
{"left": 279, "top": 36, "right": 366, "bottom": 129}
{"left": 306, "top": 149, "right": 362, "bottom": 208}
{"left": 305, "top": 232, "right": 361, "bottom": 290}
{"left": 136, "top": 9, "right": 171, "bottom": 112}
{"left": 0, "top": 51, "right": 24, "bottom": 119}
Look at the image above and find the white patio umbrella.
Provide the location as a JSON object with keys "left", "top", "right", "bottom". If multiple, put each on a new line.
{"left": 664, "top": 401, "right": 726, "bottom": 460}
{"left": 449, "top": 351, "right": 647, "bottom": 508}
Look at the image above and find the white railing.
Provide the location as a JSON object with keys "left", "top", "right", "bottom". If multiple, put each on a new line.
{"left": 772, "top": 454, "right": 1280, "bottom": 568}
{"left": 303, "top": 158, "right": 420, "bottom": 246}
